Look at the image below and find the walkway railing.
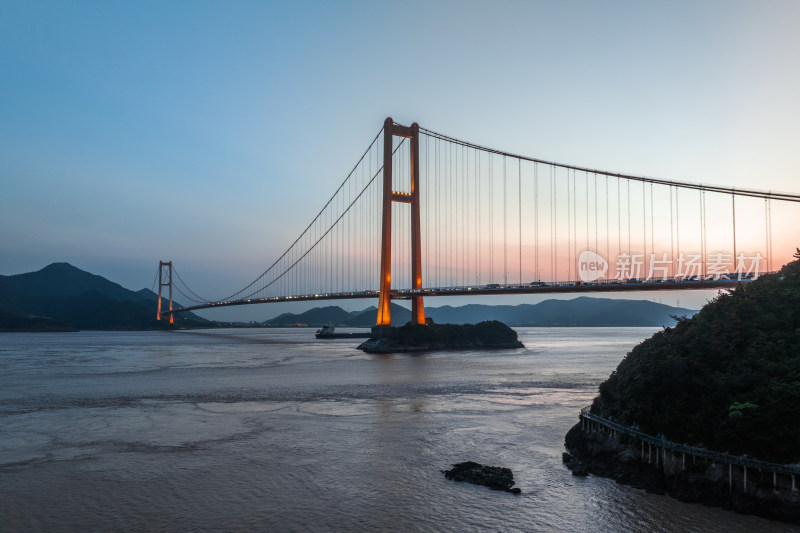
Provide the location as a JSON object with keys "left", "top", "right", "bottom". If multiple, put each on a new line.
{"left": 580, "top": 407, "right": 800, "bottom": 479}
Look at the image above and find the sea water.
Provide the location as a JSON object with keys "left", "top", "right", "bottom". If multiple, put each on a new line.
{"left": 0, "top": 328, "right": 796, "bottom": 532}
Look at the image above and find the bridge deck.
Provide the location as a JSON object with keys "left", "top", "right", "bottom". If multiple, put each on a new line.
{"left": 164, "top": 277, "right": 760, "bottom": 317}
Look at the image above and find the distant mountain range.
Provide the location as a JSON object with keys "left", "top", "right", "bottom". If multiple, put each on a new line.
{"left": 0, "top": 262, "right": 209, "bottom": 331}
{"left": 264, "top": 297, "right": 698, "bottom": 328}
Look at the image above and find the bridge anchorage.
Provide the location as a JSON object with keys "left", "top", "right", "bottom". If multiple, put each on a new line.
{"left": 156, "top": 117, "right": 800, "bottom": 324}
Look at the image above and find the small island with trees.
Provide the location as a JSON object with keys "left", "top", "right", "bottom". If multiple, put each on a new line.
{"left": 565, "top": 249, "right": 800, "bottom": 524}
{"left": 357, "top": 320, "right": 524, "bottom": 353}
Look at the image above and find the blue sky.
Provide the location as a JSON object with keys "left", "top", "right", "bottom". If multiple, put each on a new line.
{"left": 2, "top": 1, "right": 799, "bottom": 320}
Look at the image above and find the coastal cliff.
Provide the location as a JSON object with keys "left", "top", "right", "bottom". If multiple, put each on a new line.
{"left": 565, "top": 249, "right": 800, "bottom": 523}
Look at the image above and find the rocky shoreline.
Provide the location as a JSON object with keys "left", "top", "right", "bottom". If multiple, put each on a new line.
{"left": 564, "top": 422, "right": 800, "bottom": 525}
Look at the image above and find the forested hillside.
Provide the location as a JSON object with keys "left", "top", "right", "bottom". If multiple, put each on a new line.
{"left": 593, "top": 249, "right": 800, "bottom": 463}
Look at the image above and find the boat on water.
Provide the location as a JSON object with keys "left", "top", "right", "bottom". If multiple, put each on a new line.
{"left": 314, "top": 324, "right": 372, "bottom": 339}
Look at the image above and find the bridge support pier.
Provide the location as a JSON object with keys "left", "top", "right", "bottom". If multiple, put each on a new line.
{"left": 370, "top": 325, "right": 397, "bottom": 339}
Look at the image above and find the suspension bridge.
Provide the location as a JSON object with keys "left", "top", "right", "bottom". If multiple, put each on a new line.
{"left": 156, "top": 117, "right": 800, "bottom": 325}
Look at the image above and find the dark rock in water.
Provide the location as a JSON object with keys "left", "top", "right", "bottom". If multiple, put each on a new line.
{"left": 562, "top": 452, "right": 572, "bottom": 463}
{"left": 442, "top": 461, "right": 521, "bottom": 494}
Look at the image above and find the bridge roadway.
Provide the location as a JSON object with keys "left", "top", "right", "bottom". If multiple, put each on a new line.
{"left": 163, "top": 276, "right": 762, "bottom": 317}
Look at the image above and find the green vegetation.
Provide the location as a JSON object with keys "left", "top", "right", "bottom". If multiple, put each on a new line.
{"left": 593, "top": 249, "right": 800, "bottom": 463}
{"left": 392, "top": 320, "right": 521, "bottom": 348}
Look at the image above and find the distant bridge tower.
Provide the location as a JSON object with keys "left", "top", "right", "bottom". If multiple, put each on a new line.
{"left": 157, "top": 260, "right": 173, "bottom": 323}
{"left": 376, "top": 118, "right": 425, "bottom": 328}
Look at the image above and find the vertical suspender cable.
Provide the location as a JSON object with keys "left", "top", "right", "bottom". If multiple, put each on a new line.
{"left": 573, "top": 170, "right": 577, "bottom": 278}
{"left": 425, "top": 135, "right": 429, "bottom": 288}
{"left": 617, "top": 177, "right": 621, "bottom": 264}
{"left": 336, "top": 191, "right": 340, "bottom": 291}
{"left": 348, "top": 171, "right": 351, "bottom": 291}
{"left": 605, "top": 176, "right": 609, "bottom": 274}
{"left": 702, "top": 189, "right": 707, "bottom": 277}
{"left": 451, "top": 142, "right": 455, "bottom": 285}
{"left": 464, "top": 146, "right": 468, "bottom": 285}
{"left": 676, "top": 187, "right": 680, "bottom": 273}
{"left": 438, "top": 141, "right": 442, "bottom": 287}
{"left": 585, "top": 172, "right": 589, "bottom": 254}
{"left": 490, "top": 154, "right": 494, "bottom": 283}
{"left": 670, "top": 186, "right": 674, "bottom": 278}
{"left": 449, "top": 141, "right": 453, "bottom": 285}
{"left": 503, "top": 156, "right": 508, "bottom": 285}
{"left": 463, "top": 146, "right": 467, "bottom": 285}
{"left": 519, "top": 158, "right": 522, "bottom": 284}
{"left": 642, "top": 181, "right": 647, "bottom": 262}
{"left": 445, "top": 141, "right": 449, "bottom": 285}
{"left": 463, "top": 145, "right": 466, "bottom": 285}
{"left": 446, "top": 141, "right": 450, "bottom": 285}
{"left": 551, "top": 166, "right": 556, "bottom": 282}
{"left": 473, "top": 150, "right": 481, "bottom": 285}
{"left": 766, "top": 198, "right": 773, "bottom": 272}
{"left": 767, "top": 198, "right": 775, "bottom": 272}
{"left": 627, "top": 180, "right": 631, "bottom": 260}
{"left": 594, "top": 174, "right": 598, "bottom": 253}
{"left": 567, "top": 169, "right": 571, "bottom": 280}
{"left": 534, "top": 162, "right": 539, "bottom": 281}
{"left": 731, "top": 192, "right": 736, "bottom": 272}
{"left": 476, "top": 150, "right": 480, "bottom": 284}
{"left": 764, "top": 198, "right": 769, "bottom": 273}
{"left": 455, "top": 144, "right": 460, "bottom": 285}
{"left": 649, "top": 183, "right": 654, "bottom": 264}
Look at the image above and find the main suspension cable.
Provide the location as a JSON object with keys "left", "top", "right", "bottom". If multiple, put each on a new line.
{"left": 419, "top": 127, "right": 800, "bottom": 202}
{"left": 218, "top": 126, "right": 384, "bottom": 302}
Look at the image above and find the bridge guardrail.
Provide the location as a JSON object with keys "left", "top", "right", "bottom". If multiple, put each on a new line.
{"left": 580, "top": 407, "right": 800, "bottom": 476}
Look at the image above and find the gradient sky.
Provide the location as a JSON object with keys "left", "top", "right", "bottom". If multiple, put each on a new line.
{"left": 2, "top": 1, "right": 799, "bottom": 320}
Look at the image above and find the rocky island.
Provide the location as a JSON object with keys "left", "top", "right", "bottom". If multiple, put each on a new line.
{"left": 357, "top": 320, "right": 524, "bottom": 353}
{"left": 564, "top": 249, "right": 800, "bottom": 524}
{"left": 442, "top": 461, "right": 521, "bottom": 494}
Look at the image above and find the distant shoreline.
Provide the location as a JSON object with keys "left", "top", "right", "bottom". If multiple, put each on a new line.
{"left": 0, "top": 324, "right": 669, "bottom": 333}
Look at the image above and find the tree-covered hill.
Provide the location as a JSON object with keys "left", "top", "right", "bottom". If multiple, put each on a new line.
{"left": 0, "top": 263, "right": 209, "bottom": 330}
{"left": 593, "top": 249, "right": 800, "bottom": 463}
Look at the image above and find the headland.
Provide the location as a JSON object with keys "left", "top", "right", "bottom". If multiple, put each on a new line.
{"left": 564, "top": 249, "right": 800, "bottom": 524}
